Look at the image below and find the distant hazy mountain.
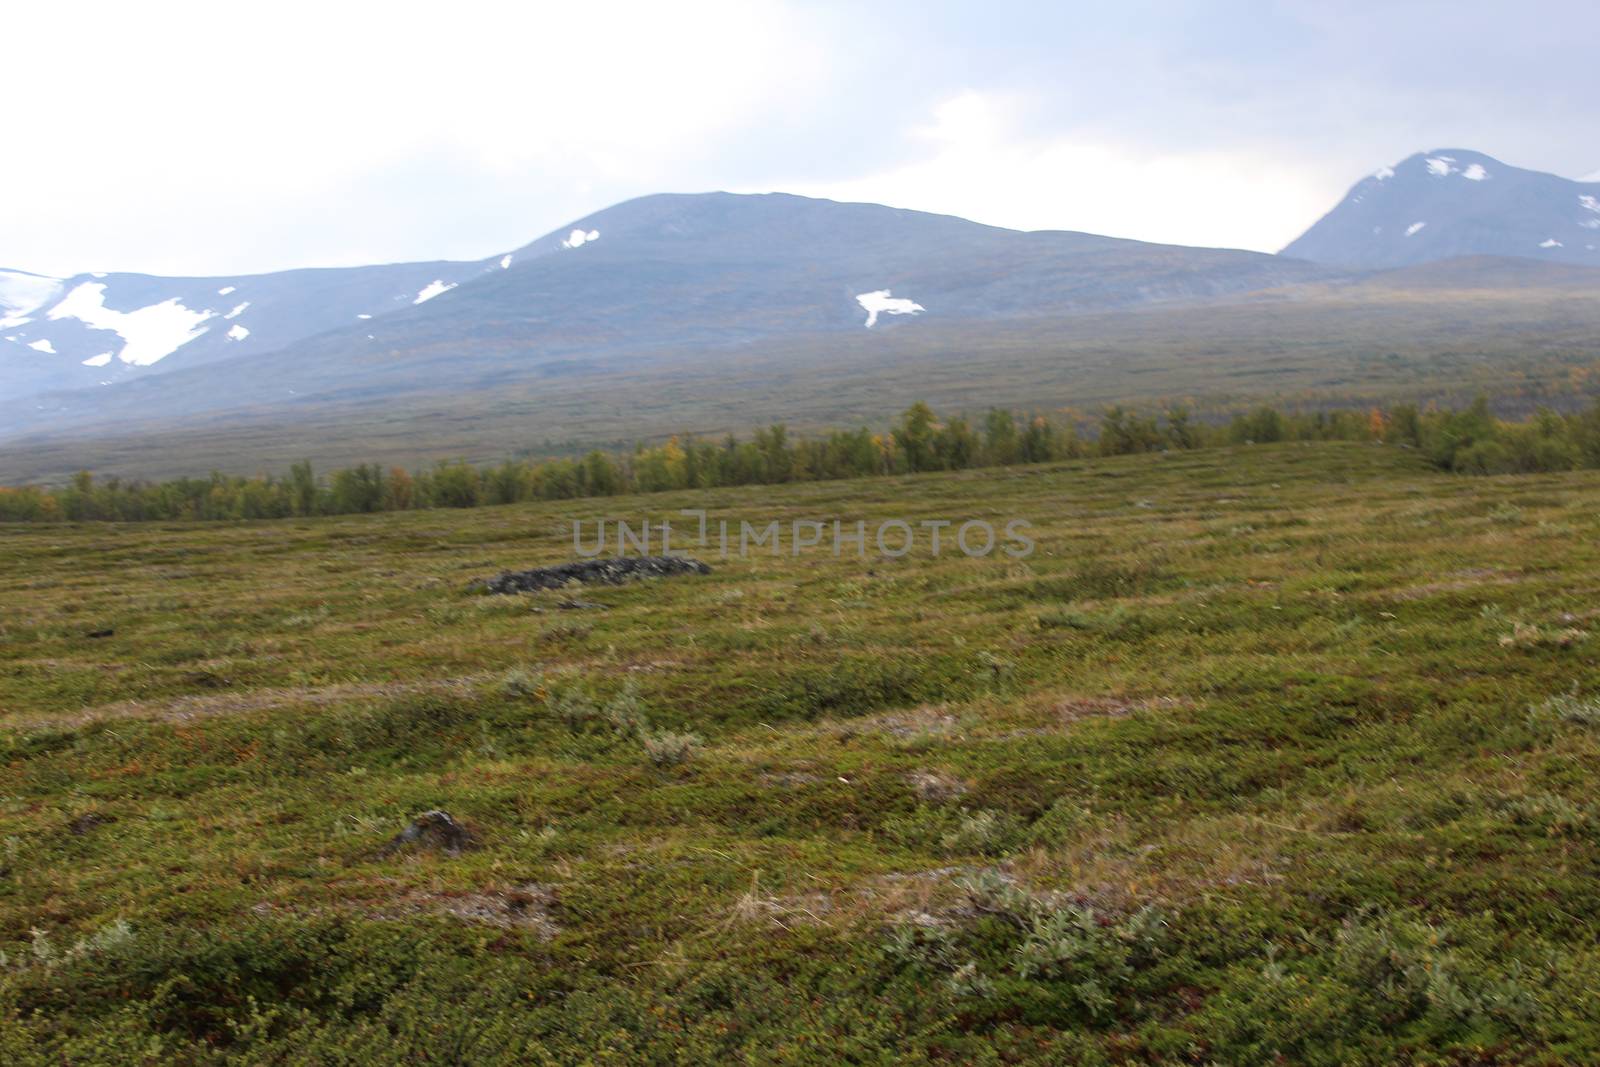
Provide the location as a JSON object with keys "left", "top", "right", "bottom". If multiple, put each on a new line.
{"left": 1283, "top": 149, "right": 1600, "bottom": 268}
{"left": 4, "top": 191, "right": 1332, "bottom": 432}
{"left": 15, "top": 175, "right": 1600, "bottom": 482}
{"left": 0, "top": 258, "right": 521, "bottom": 401}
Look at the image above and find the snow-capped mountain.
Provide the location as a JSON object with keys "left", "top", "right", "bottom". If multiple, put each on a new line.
{"left": 0, "top": 256, "right": 531, "bottom": 401}
{"left": 1282, "top": 149, "right": 1600, "bottom": 269}
{"left": 7, "top": 182, "right": 1600, "bottom": 482}
{"left": 3, "top": 191, "right": 1337, "bottom": 435}
{"left": 9, "top": 152, "right": 1597, "bottom": 412}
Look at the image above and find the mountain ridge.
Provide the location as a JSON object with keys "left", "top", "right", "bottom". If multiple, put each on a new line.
{"left": 8, "top": 156, "right": 1600, "bottom": 481}
{"left": 5, "top": 190, "right": 1335, "bottom": 435}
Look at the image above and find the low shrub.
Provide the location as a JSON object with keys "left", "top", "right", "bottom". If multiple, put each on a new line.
{"left": 641, "top": 730, "right": 700, "bottom": 767}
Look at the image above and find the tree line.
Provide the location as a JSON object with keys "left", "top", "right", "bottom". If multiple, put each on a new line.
{"left": 3, "top": 398, "right": 1597, "bottom": 523}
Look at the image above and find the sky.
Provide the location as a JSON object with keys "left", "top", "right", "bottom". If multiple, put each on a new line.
{"left": 6, "top": 0, "right": 1597, "bottom": 277}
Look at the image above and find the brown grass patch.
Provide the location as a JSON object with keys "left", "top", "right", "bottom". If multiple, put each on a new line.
{"left": 1387, "top": 568, "right": 1525, "bottom": 601}
{"left": 8, "top": 673, "right": 497, "bottom": 731}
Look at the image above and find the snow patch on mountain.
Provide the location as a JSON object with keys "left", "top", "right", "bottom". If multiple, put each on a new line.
{"left": 217, "top": 285, "right": 236, "bottom": 296}
{"left": 45, "top": 282, "right": 215, "bottom": 366}
{"left": 1373, "top": 166, "right": 1395, "bottom": 181}
{"left": 500, "top": 254, "right": 513, "bottom": 269}
{"left": 1423, "top": 157, "right": 1489, "bottom": 181}
{"left": 27, "top": 339, "right": 56, "bottom": 354}
{"left": 856, "top": 289, "right": 924, "bottom": 328}
{"left": 0, "top": 270, "right": 63, "bottom": 329}
{"left": 1540, "top": 238, "right": 1564, "bottom": 248}
{"left": 413, "top": 280, "right": 457, "bottom": 304}
{"left": 1405, "top": 221, "right": 1427, "bottom": 237}
{"left": 223, "top": 302, "right": 250, "bottom": 319}
{"left": 227, "top": 324, "right": 250, "bottom": 341}
{"left": 562, "top": 229, "right": 600, "bottom": 249}
{"left": 81, "top": 353, "right": 112, "bottom": 367}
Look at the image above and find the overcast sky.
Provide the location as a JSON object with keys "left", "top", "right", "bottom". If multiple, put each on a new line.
{"left": 7, "top": 0, "right": 1596, "bottom": 277}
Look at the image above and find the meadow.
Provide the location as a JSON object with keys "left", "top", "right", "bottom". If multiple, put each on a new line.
{"left": 4, "top": 441, "right": 1600, "bottom": 1063}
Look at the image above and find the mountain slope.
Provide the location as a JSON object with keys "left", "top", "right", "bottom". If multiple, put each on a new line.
{"left": 6, "top": 267, "right": 1600, "bottom": 484}
{"left": 0, "top": 256, "right": 527, "bottom": 401}
{"left": 1282, "top": 149, "right": 1600, "bottom": 268}
{"left": 6, "top": 192, "right": 1336, "bottom": 440}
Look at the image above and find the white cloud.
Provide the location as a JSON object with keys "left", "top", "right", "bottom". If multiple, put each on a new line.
{"left": 0, "top": 0, "right": 832, "bottom": 275}
{"left": 4, "top": 3, "right": 1597, "bottom": 276}
{"left": 763, "top": 91, "right": 1335, "bottom": 253}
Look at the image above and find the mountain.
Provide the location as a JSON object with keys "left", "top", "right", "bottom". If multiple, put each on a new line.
{"left": 12, "top": 183, "right": 1600, "bottom": 484}
{"left": 3, "top": 192, "right": 1334, "bottom": 433}
{"left": 1282, "top": 149, "right": 1600, "bottom": 268}
{"left": 0, "top": 257, "right": 534, "bottom": 402}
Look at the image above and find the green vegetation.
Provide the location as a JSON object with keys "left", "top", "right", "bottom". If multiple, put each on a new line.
{"left": 10, "top": 396, "right": 1600, "bottom": 522}
{"left": 4, "top": 441, "right": 1600, "bottom": 1061}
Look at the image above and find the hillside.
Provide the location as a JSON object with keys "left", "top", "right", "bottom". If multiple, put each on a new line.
{"left": 1, "top": 193, "right": 1332, "bottom": 441}
{"left": 11, "top": 175, "right": 1600, "bottom": 485}
{"left": 6, "top": 266, "right": 1600, "bottom": 483}
{"left": 7, "top": 444, "right": 1600, "bottom": 1061}
{"left": 0, "top": 258, "right": 515, "bottom": 400}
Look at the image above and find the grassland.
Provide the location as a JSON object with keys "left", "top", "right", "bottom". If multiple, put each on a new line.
{"left": 4, "top": 442, "right": 1600, "bottom": 1062}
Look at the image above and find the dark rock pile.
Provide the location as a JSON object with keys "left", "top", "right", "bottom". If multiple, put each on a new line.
{"left": 379, "top": 810, "right": 478, "bottom": 857}
{"left": 475, "top": 556, "right": 711, "bottom": 595}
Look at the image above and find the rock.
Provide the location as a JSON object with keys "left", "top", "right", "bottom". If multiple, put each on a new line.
{"left": 474, "top": 556, "right": 711, "bottom": 595}
{"left": 379, "top": 810, "right": 478, "bottom": 857}
{"left": 908, "top": 770, "right": 968, "bottom": 803}
{"left": 67, "top": 812, "right": 114, "bottom": 835}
